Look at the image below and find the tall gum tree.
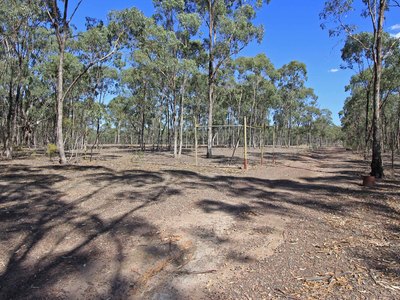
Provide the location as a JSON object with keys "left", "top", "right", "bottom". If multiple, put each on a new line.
{"left": 341, "top": 33, "right": 374, "bottom": 158}
{"left": 143, "top": 0, "right": 200, "bottom": 157}
{"left": 45, "top": 0, "right": 122, "bottom": 164}
{"left": 0, "top": 1, "right": 45, "bottom": 159}
{"left": 320, "top": 0, "right": 399, "bottom": 178}
{"left": 277, "top": 61, "right": 308, "bottom": 147}
{"left": 188, "top": 0, "right": 269, "bottom": 158}
{"left": 235, "top": 54, "right": 276, "bottom": 146}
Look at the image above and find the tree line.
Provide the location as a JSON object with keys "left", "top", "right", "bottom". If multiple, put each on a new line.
{"left": 1, "top": 0, "right": 343, "bottom": 165}
{"left": 321, "top": 0, "right": 400, "bottom": 178}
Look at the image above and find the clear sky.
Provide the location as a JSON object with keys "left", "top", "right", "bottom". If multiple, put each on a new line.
{"left": 73, "top": 0, "right": 400, "bottom": 125}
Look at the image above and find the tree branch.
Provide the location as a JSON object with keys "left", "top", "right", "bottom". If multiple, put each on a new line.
{"left": 45, "top": 2, "right": 62, "bottom": 46}
{"left": 68, "top": 0, "right": 84, "bottom": 25}
{"left": 62, "top": 34, "right": 122, "bottom": 102}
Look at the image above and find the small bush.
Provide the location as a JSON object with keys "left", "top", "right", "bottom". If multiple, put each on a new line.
{"left": 131, "top": 150, "right": 144, "bottom": 162}
{"left": 47, "top": 143, "right": 58, "bottom": 158}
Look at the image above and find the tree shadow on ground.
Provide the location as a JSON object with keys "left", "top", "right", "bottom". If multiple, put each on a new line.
{"left": 163, "top": 148, "right": 399, "bottom": 280}
{"left": 0, "top": 164, "right": 187, "bottom": 299}
{"left": 0, "top": 147, "right": 398, "bottom": 297}
{"left": 166, "top": 168, "right": 385, "bottom": 218}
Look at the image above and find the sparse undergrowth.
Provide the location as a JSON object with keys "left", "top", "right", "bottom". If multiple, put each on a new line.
{"left": 0, "top": 147, "right": 398, "bottom": 299}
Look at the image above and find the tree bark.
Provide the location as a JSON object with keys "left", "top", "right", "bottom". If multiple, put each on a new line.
{"left": 56, "top": 41, "right": 67, "bottom": 164}
{"left": 370, "top": 0, "right": 385, "bottom": 178}
{"left": 141, "top": 109, "right": 145, "bottom": 151}
{"left": 364, "top": 82, "right": 372, "bottom": 159}
{"left": 207, "top": 81, "right": 214, "bottom": 158}
{"left": 173, "top": 81, "right": 178, "bottom": 158}
{"left": 288, "top": 109, "right": 292, "bottom": 147}
{"left": 4, "top": 78, "right": 15, "bottom": 159}
{"left": 178, "top": 77, "right": 186, "bottom": 157}
{"left": 207, "top": 0, "right": 214, "bottom": 158}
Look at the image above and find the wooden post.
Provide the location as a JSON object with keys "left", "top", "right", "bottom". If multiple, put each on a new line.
{"left": 194, "top": 117, "right": 198, "bottom": 166}
{"left": 244, "top": 117, "right": 248, "bottom": 170}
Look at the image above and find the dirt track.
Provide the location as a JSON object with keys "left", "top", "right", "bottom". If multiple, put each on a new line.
{"left": 0, "top": 147, "right": 399, "bottom": 299}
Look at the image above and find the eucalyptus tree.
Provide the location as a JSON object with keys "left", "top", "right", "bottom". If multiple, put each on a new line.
{"left": 45, "top": 0, "right": 123, "bottom": 164}
{"left": 108, "top": 96, "right": 131, "bottom": 144}
{"left": 132, "top": 13, "right": 180, "bottom": 152}
{"left": 139, "top": 0, "right": 202, "bottom": 157}
{"left": 320, "top": 0, "right": 400, "bottom": 177}
{"left": 340, "top": 88, "right": 367, "bottom": 150}
{"left": 235, "top": 54, "right": 276, "bottom": 146}
{"left": 341, "top": 32, "right": 399, "bottom": 158}
{"left": 0, "top": 0, "right": 46, "bottom": 158}
{"left": 187, "top": 0, "right": 269, "bottom": 158}
{"left": 73, "top": 19, "right": 120, "bottom": 151}
{"left": 120, "top": 64, "right": 156, "bottom": 151}
{"left": 382, "top": 44, "right": 400, "bottom": 153}
{"left": 276, "top": 61, "right": 314, "bottom": 147}
{"left": 80, "top": 65, "right": 118, "bottom": 153}
{"left": 298, "top": 97, "right": 321, "bottom": 146}
{"left": 186, "top": 71, "right": 209, "bottom": 127}
{"left": 339, "top": 31, "right": 400, "bottom": 156}
{"left": 177, "top": 59, "right": 199, "bottom": 156}
{"left": 313, "top": 109, "right": 334, "bottom": 147}
{"left": 341, "top": 32, "right": 375, "bottom": 156}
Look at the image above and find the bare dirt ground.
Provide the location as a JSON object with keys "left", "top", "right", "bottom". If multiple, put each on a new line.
{"left": 0, "top": 146, "right": 399, "bottom": 299}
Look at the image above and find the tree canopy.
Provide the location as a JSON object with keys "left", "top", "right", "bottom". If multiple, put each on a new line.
{"left": 3, "top": 0, "right": 389, "bottom": 165}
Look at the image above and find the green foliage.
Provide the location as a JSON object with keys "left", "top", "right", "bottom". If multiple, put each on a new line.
{"left": 0, "top": 0, "right": 348, "bottom": 161}
{"left": 47, "top": 144, "right": 58, "bottom": 158}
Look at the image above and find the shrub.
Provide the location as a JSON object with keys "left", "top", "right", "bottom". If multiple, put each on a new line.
{"left": 47, "top": 143, "right": 58, "bottom": 158}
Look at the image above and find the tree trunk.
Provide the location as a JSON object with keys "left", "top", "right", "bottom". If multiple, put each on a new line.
{"left": 4, "top": 78, "right": 15, "bottom": 159}
{"left": 364, "top": 83, "right": 371, "bottom": 159}
{"left": 141, "top": 84, "right": 147, "bottom": 151}
{"left": 396, "top": 100, "right": 400, "bottom": 152}
{"left": 117, "top": 120, "right": 121, "bottom": 144}
{"left": 207, "top": 0, "right": 214, "bottom": 158}
{"left": 56, "top": 36, "right": 67, "bottom": 164}
{"left": 173, "top": 85, "right": 178, "bottom": 158}
{"left": 178, "top": 80, "right": 186, "bottom": 157}
{"left": 288, "top": 109, "right": 292, "bottom": 147}
{"left": 166, "top": 98, "right": 171, "bottom": 150}
{"left": 157, "top": 117, "right": 162, "bottom": 151}
{"left": 141, "top": 110, "right": 145, "bottom": 151}
{"left": 89, "top": 117, "right": 100, "bottom": 162}
{"left": 207, "top": 82, "right": 214, "bottom": 158}
{"left": 13, "top": 92, "right": 20, "bottom": 147}
{"left": 370, "top": 0, "right": 385, "bottom": 178}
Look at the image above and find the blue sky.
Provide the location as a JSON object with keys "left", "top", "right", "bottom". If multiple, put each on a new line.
{"left": 73, "top": 0, "right": 400, "bottom": 125}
